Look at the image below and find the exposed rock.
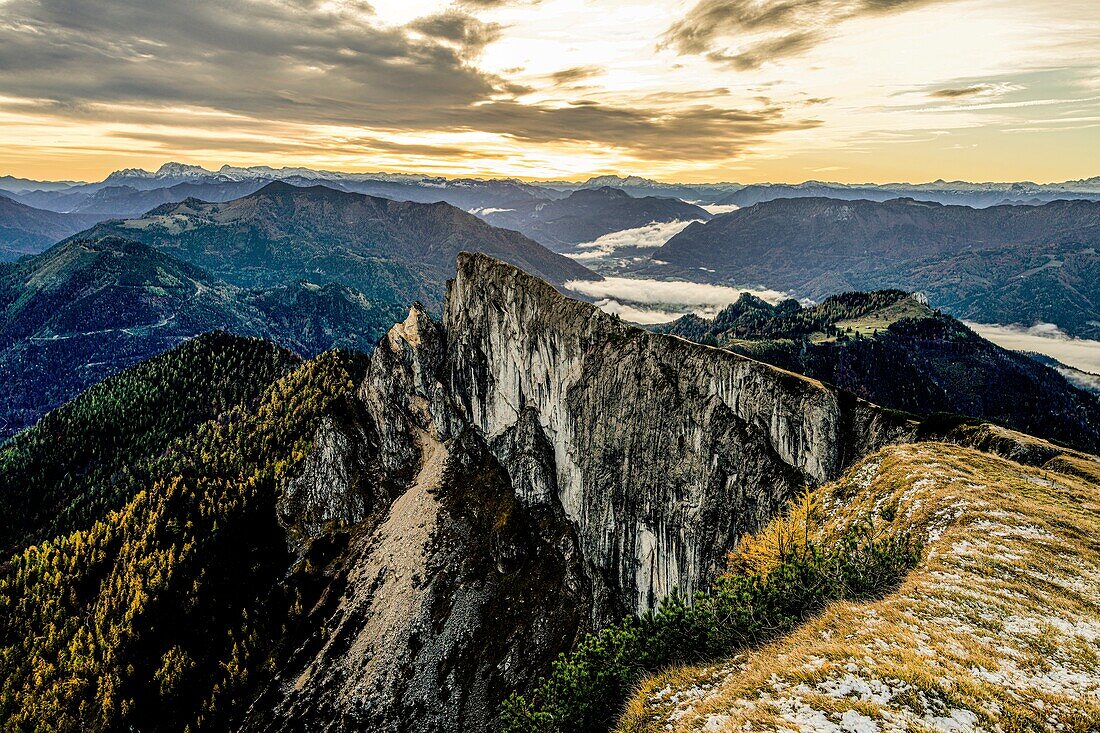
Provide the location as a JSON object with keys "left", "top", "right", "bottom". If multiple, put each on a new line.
{"left": 278, "top": 414, "right": 379, "bottom": 545}
{"left": 444, "top": 253, "right": 912, "bottom": 614}
{"left": 246, "top": 252, "right": 913, "bottom": 731}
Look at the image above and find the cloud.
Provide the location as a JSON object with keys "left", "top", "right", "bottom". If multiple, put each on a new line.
{"left": 965, "top": 321, "right": 1100, "bottom": 375}
{"left": 455, "top": 0, "right": 541, "bottom": 7}
{"left": 567, "top": 272, "right": 792, "bottom": 310}
{"left": 570, "top": 220, "right": 702, "bottom": 260}
{"left": 549, "top": 66, "right": 605, "bottom": 86}
{"left": 705, "top": 30, "right": 824, "bottom": 71}
{"left": 930, "top": 86, "right": 992, "bottom": 99}
{"left": 468, "top": 207, "right": 515, "bottom": 215}
{"left": 664, "top": 0, "right": 948, "bottom": 70}
{"left": 0, "top": 0, "right": 820, "bottom": 164}
{"left": 589, "top": 299, "right": 684, "bottom": 325}
{"left": 407, "top": 11, "right": 503, "bottom": 57}
{"left": 699, "top": 203, "right": 740, "bottom": 214}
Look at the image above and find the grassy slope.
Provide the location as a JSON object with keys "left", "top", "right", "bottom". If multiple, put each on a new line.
{"left": 620, "top": 436, "right": 1100, "bottom": 732}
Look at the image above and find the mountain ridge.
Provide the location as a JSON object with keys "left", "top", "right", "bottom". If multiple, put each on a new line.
{"left": 657, "top": 289, "right": 1100, "bottom": 453}
{"left": 84, "top": 181, "right": 597, "bottom": 307}
{"left": 476, "top": 185, "right": 710, "bottom": 250}
{"left": 652, "top": 196, "right": 1100, "bottom": 338}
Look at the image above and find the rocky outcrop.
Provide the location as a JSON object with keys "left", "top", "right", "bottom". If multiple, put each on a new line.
{"left": 246, "top": 253, "right": 912, "bottom": 731}
{"left": 444, "top": 253, "right": 910, "bottom": 614}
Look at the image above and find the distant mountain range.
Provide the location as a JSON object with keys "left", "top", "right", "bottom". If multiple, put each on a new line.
{"left": 0, "top": 194, "right": 101, "bottom": 260}
{"left": 474, "top": 186, "right": 710, "bottom": 250}
{"left": 4, "top": 163, "right": 1098, "bottom": 218}
{"left": 1, "top": 162, "right": 560, "bottom": 219}
{"left": 651, "top": 197, "right": 1100, "bottom": 339}
{"left": 657, "top": 290, "right": 1100, "bottom": 454}
{"left": 712, "top": 178, "right": 1100, "bottom": 208}
{"left": 13, "top": 179, "right": 271, "bottom": 218}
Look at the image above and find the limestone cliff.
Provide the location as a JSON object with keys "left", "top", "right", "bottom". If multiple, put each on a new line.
{"left": 444, "top": 253, "right": 910, "bottom": 614}
{"left": 245, "top": 253, "right": 912, "bottom": 731}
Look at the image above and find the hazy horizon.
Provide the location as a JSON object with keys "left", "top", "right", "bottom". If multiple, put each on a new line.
{"left": 3, "top": 159, "right": 1098, "bottom": 188}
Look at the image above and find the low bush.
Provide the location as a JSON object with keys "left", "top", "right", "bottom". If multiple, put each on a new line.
{"left": 501, "top": 515, "right": 921, "bottom": 733}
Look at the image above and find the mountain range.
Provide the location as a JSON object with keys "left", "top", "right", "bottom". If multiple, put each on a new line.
{"left": 83, "top": 182, "right": 595, "bottom": 305}
{"left": 0, "top": 183, "right": 595, "bottom": 436}
{"left": 651, "top": 196, "right": 1100, "bottom": 338}
{"left": 474, "top": 186, "right": 710, "bottom": 250}
{"left": 0, "top": 194, "right": 101, "bottom": 260}
{"left": 712, "top": 178, "right": 1100, "bottom": 208}
{"left": 2, "top": 163, "right": 559, "bottom": 220}
{"left": 2, "top": 253, "right": 1097, "bottom": 732}
{"left": 5, "top": 163, "right": 1099, "bottom": 219}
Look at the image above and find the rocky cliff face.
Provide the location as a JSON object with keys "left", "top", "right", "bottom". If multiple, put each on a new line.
{"left": 246, "top": 253, "right": 913, "bottom": 731}
{"left": 444, "top": 253, "right": 909, "bottom": 614}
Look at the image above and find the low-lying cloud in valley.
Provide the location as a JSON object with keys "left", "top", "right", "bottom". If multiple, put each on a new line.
{"left": 564, "top": 276, "right": 791, "bottom": 324}
{"left": 699, "top": 203, "right": 740, "bottom": 215}
{"left": 966, "top": 322, "right": 1100, "bottom": 375}
{"left": 569, "top": 220, "right": 702, "bottom": 261}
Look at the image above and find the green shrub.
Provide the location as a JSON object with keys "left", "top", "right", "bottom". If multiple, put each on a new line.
{"left": 501, "top": 517, "right": 921, "bottom": 733}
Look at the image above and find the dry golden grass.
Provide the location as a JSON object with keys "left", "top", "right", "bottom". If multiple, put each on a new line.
{"left": 619, "top": 440, "right": 1100, "bottom": 733}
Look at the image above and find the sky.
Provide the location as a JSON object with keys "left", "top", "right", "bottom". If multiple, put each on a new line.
{"left": 0, "top": 0, "right": 1097, "bottom": 183}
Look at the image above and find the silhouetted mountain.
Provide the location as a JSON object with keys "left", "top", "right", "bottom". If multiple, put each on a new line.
{"left": 475, "top": 186, "right": 710, "bottom": 250}
{"left": 0, "top": 175, "right": 81, "bottom": 194}
{"left": 714, "top": 180, "right": 1100, "bottom": 208}
{"left": 11, "top": 179, "right": 271, "bottom": 217}
{"left": 658, "top": 290, "right": 1100, "bottom": 453}
{"left": 654, "top": 197, "right": 1100, "bottom": 338}
{"left": 85, "top": 182, "right": 597, "bottom": 307}
{"left": 0, "top": 195, "right": 101, "bottom": 259}
{"left": 14, "top": 162, "right": 554, "bottom": 216}
{"left": 0, "top": 235, "right": 393, "bottom": 437}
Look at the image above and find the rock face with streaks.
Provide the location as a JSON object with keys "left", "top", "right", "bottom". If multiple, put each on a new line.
{"left": 247, "top": 252, "right": 912, "bottom": 731}
{"left": 444, "top": 253, "right": 910, "bottom": 614}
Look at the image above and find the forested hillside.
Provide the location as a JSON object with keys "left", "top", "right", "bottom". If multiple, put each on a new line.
{"left": 0, "top": 341, "right": 367, "bottom": 732}
{"left": 0, "top": 332, "right": 297, "bottom": 553}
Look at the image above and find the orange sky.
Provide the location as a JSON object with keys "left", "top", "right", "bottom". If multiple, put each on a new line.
{"left": 1, "top": 0, "right": 1097, "bottom": 184}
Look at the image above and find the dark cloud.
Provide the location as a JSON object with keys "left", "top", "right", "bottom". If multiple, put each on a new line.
{"left": 0, "top": 0, "right": 818, "bottom": 162}
{"left": 407, "top": 11, "right": 503, "bottom": 57}
{"left": 455, "top": 0, "right": 541, "bottom": 7}
{"left": 704, "top": 31, "right": 823, "bottom": 71}
{"left": 929, "top": 85, "right": 991, "bottom": 98}
{"left": 462, "top": 101, "right": 822, "bottom": 159}
{"left": 664, "top": 0, "right": 947, "bottom": 70}
{"left": 549, "top": 66, "right": 605, "bottom": 85}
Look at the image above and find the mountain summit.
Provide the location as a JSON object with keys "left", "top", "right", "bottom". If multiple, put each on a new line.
{"left": 86, "top": 181, "right": 597, "bottom": 306}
